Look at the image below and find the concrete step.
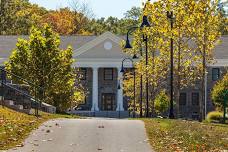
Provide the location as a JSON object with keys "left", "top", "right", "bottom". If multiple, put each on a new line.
{"left": 70, "top": 111, "right": 129, "bottom": 118}
{"left": 4, "top": 100, "right": 14, "bottom": 106}
{"left": 1, "top": 100, "right": 33, "bottom": 115}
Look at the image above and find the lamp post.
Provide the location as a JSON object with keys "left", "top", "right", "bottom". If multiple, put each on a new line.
{"left": 124, "top": 14, "right": 151, "bottom": 117}
{"left": 167, "top": 11, "right": 175, "bottom": 119}
{"left": 120, "top": 57, "right": 136, "bottom": 118}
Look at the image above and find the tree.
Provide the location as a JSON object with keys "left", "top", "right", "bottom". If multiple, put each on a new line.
{"left": 0, "top": 0, "right": 47, "bottom": 35}
{"left": 124, "top": 6, "right": 141, "bottom": 21}
{"left": 191, "top": 0, "right": 222, "bottom": 120}
{"left": 88, "top": 6, "right": 143, "bottom": 35}
{"left": 42, "top": 8, "right": 76, "bottom": 35}
{"left": 212, "top": 72, "right": 228, "bottom": 109}
{"left": 0, "top": 0, "right": 15, "bottom": 34}
{"left": 69, "top": 0, "right": 94, "bottom": 35}
{"left": 123, "top": 0, "right": 222, "bottom": 119}
{"left": 218, "top": 0, "right": 228, "bottom": 35}
{"left": 5, "top": 25, "right": 82, "bottom": 111}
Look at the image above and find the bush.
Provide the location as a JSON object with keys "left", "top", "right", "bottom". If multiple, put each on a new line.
{"left": 206, "top": 111, "right": 223, "bottom": 123}
{"left": 154, "top": 90, "right": 169, "bottom": 115}
{"left": 211, "top": 73, "right": 228, "bottom": 109}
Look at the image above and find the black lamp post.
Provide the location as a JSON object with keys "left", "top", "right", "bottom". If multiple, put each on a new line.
{"left": 167, "top": 11, "right": 175, "bottom": 119}
{"left": 141, "top": 16, "right": 150, "bottom": 117}
{"left": 120, "top": 57, "right": 136, "bottom": 118}
{"left": 124, "top": 14, "right": 151, "bottom": 117}
{"left": 125, "top": 27, "right": 142, "bottom": 118}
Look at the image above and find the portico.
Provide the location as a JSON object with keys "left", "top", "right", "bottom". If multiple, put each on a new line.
{"left": 73, "top": 32, "right": 132, "bottom": 113}
{"left": 90, "top": 66, "right": 124, "bottom": 112}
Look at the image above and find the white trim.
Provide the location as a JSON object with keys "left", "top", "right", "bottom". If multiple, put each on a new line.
{"left": 73, "top": 32, "right": 123, "bottom": 58}
{"left": 209, "top": 59, "right": 228, "bottom": 67}
{"left": 73, "top": 60, "right": 133, "bottom": 69}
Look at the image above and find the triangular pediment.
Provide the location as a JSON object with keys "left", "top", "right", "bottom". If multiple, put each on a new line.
{"left": 74, "top": 32, "right": 128, "bottom": 59}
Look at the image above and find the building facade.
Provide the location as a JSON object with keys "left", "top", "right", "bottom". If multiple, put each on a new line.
{"left": 72, "top": 32, "right": 131, "bottom": 116}
{"left": 0, "top": 32, "right": 228, "bottom": 118}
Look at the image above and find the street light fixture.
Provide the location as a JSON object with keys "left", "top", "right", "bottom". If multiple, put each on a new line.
{"left": 125, "top": 37, "right": 133, "bottom": 49}
{"left": 141, "top": 15, "right": 151, "bottom": 28}
{"left": 120, "top": 57, "right": 136, "bottom": 118}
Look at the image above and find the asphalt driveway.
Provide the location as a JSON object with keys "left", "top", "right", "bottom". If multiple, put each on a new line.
{"left": 6, "top": 118, "right": 153, "bottom": 152}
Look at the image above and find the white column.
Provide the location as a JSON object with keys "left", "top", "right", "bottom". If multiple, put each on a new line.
{"left": 91, "top": 67, "right": 99, "bottom": 111}
{"left": 116, "top": 67, "right": 124, "bottom": 111}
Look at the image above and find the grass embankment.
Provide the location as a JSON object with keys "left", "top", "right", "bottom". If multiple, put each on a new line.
{"left": 0, "top": 107, "right": 78, "bottom": 150}
{"left": 143, "top": 118, "right": 228, "bottom": 152}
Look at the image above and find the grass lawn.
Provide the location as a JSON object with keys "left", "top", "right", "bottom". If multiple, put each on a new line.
{"left": 0, "top": 106, "right": 78, "bottom": 150}
{"left": 143, "top": 118, "right": 228, "bottom": 152}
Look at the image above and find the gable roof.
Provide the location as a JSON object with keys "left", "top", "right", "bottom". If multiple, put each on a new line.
{"left": 73, "top": 31, "right": 123, "bottom": 58}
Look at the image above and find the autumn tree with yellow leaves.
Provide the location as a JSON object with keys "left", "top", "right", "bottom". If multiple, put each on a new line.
{"left": 123, "top": 0, "right": 223, "bottom": 118}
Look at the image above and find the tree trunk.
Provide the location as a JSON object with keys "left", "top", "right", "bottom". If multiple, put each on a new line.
{"left": 151, "top": 50, "right": 155, "bottom": 117}
{"left": 200, "top": 43, "right": 206, "bottom": 121}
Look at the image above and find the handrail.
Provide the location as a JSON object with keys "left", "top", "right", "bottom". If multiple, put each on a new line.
{"left": 1, "top": 67, "right": 42, "bottom": 116}
{"left": 0, "top": 67, "right": 43, "bottom": 91}
{"left": 2, "top": 83, "right": 39, "bottom": 104}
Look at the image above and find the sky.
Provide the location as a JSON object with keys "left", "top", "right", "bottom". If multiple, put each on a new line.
{"left": 29, "top": 0, "right": 147, "bottom": 19}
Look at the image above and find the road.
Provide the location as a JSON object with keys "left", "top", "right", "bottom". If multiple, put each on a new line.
{"left": 6, "top": 118, "right": 153, "bottom": 152}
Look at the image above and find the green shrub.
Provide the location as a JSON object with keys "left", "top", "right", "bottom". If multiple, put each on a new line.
{"left": 206, "top": 111, "right": 223, "bottom": 123}
{"left": 154, "top": 90, "right": 169, "bottom": 115}
{"left": 211, "top": 73, "right": 228, "bottom": 110}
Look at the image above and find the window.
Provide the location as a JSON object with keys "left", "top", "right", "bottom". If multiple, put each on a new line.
{"left": 212, "top": 68, "right": 220, "bottom": 81}
{"left": 80, "top": 68, "right": 87, "bottom": 80}
{"left": 179, "top": 93, "right": 187, "bottom": 106}
{"left": 104, "top": 68, "right": 113, "bottom": 80}
{"left": 192, "top": 92, "right": 199, "bottom": 106}
{"left": 0, "top": 66, "right": 6, "bottom": 81}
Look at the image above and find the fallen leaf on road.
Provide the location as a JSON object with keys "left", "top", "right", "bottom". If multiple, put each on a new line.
{"left": 16, "top": 144, "right": 24, "bottom": 147}
{"left": 46, "top": 129, "right": 50, "bottom": 133}
{"left": 70, "top": 143, "right": 76, "bottom": 146}
{"left": 33, "top": 143, "right": 39, "bottom": 146}
{"left": 144, "top": 138, "right": 149, "bottom": 142}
